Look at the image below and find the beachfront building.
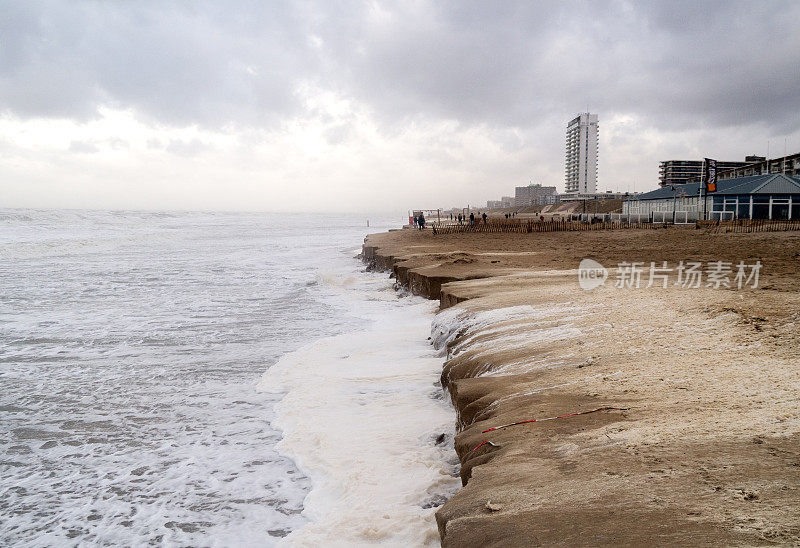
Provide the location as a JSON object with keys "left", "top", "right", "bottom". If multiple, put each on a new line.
{"left": 658, "top": 158, "right": 758, "bottom": 187}
{"left": 560, "top": 190, "right": 633, "bottom": 202}
{"left": 719, "top": 152, "right": 800, "bottom": 180}
{"left": 515, "top": 184, "right": 559, "bottom": 207}
{"left": 623, "top": 173, "right": 800, "bottom": 221}
{"left": 486, "top": 195, "right": 520, "bottom": 209}
{"left": 565, "top": 113, "right": 598, "bottom": 194}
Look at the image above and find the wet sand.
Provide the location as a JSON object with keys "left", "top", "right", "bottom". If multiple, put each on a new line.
{"left": 363, "top": 227, "right": 800, "bottom": 546}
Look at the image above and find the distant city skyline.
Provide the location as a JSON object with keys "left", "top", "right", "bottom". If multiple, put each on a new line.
{"left": 1, "top": 1, "right": 799, "bottom": 212}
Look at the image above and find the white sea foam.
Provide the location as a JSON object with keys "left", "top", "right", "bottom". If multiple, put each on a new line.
{"left": 431, "top": 303, "right": 586, "bottom": 379}
{"left": 258, "top": 276, "right": 460, "bottom": 546}
{"left": 434, "top": 304, "right": 581, "bottom": 349}
{"left": 2, "top": 210, "right": 452, "bottom": 546}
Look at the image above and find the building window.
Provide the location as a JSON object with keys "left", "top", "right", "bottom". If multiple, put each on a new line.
{"left": 752, "top": 195, "right": 769, "bottom": 220}
{"left": 737, "top": 200, "right": 750, "bottom": 219}
{"left": 773, "top": 203, "right": 790, "bottom": 219}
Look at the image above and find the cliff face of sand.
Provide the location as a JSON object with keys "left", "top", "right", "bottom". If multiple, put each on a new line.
{"left": 362, "top": 229, "right": 800, "bottom": 546}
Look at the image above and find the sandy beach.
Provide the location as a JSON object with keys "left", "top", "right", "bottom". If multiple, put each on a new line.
{"left": 363, "top": 227, "right": 800, "bottom": 546}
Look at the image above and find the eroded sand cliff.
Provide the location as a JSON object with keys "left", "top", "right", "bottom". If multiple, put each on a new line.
{"left": 363, "top": 228, "right": 800, "bottom": 546}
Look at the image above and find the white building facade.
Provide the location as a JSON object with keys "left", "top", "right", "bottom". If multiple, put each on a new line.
{"left": 565, "top": 113, "right": 599, "bottom": 194}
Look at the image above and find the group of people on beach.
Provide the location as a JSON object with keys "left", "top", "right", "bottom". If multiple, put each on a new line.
{"left": 417, "top": 209, "right": 521, "bottom": 230}
{"left": 453, "top": 212, "right": 477, "bottom": 226}
{"left": 450, "top": 211, "right": 513, "bottom": 226}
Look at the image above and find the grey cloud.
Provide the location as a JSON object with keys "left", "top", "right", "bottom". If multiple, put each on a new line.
{"left": 165, "top": 138, "right": 212, "bottom": 156}
{"left": 323, "top": 123, "right": 352, "bottom": 145}
{"left": 68, "top": 140, "right": 99, "bottom": 153}
{"left": 0, "top": 1, "right": 315, "bottom": 126}
{"left": 1, "top": 0, "right": 798, "bottom": 137}
{"left": 107, "top": 138, "right": 129, "bottom": 150}
{"left": 67, "top": 138, "right": 127, "bottom": 153}
{"left": 317, "top": 1, "right": 800, "bottom": 132}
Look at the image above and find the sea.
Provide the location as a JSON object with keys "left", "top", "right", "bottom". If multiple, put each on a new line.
{"left": 0, "top": 210, "right": 460, "bottom": 547}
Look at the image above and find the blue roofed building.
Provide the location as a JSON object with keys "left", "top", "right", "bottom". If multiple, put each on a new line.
{"left": 623, "top": 174, "right": 800, "bottom": 221}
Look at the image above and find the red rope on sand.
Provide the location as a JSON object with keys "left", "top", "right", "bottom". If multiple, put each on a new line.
{"left": 468, "top": 407, "right": 628, "bottom": 455}
{"left": 470, "top": 440, "right": 499, "bottom": 453}
{"left": 481, "top": 406, "right": 628, "bottom": 433}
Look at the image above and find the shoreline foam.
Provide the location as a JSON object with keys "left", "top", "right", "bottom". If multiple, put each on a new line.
{"left": 257, "top": 268, "right": 460, "bottom": 546}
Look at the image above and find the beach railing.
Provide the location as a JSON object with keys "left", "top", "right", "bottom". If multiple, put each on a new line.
{"left": 650, "top": 211, "right": 699, "bottom": 225}
{"left": 610, "top": 213, "right": 650, "bottom": 223}
{"left": 577, "top": 213, "right": 613, "bottom": 223}
{"left": 698, "top": 219, "right": 800, "bottom": 233}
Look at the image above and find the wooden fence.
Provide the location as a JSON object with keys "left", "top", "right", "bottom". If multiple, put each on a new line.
{"left": 431, "top": 218, "right": 800, "bottom": 235}
{"left": 431, "top": 219, "right": 659, "bottom": 234}
{"left": 698, "top": 219, "right": 800, "bottom": 233}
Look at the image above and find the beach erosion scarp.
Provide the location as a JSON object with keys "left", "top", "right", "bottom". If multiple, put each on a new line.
{"left": 362, "top": 228, "right": 800, "bottom": 546}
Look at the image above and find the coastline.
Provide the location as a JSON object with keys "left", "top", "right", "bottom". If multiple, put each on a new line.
{"left": 363, "top": 228, "right": 800, "bottom": 546}
{"left": 257, "top": 255, "right": 460, "bottom": 546}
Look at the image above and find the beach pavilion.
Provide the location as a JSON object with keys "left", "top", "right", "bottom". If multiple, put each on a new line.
{"left": 623, "top": 173, "right": 800, "bottom": 221}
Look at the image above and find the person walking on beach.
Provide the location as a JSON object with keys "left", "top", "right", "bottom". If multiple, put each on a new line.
{"left": 469, "top": 212, "right": 475, "bottom": 227}
{"left": 418, "top": 212, "right": 425, "bottom": 230}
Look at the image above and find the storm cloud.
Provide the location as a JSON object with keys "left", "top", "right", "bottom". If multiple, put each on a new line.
{"left": 1, "top": 0, "right": 798, "bottom": 211}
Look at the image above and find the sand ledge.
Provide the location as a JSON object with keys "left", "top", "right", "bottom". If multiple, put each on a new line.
{"left": 363, "top": 228, "right": 800, "bottom": 547}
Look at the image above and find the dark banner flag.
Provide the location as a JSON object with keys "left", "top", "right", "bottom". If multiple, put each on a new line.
{"left": 704, "top": 158, "right": 717, "bottom": 192}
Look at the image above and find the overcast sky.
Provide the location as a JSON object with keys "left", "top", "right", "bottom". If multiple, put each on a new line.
{"left": 1, "top": 1, "right": 799, "bottom": 213}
